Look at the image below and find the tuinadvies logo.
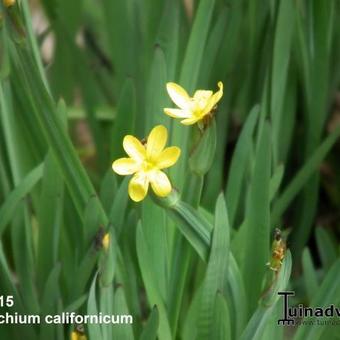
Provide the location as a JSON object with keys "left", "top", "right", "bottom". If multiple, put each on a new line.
{"left": 277, "top": 291, "right": 340, "bottom": 326}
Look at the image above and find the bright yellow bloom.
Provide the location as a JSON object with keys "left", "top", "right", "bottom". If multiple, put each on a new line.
{"left": 71, "top": 331, "right": 87, "bottom": 340}
{"left": 164, "top": 81, "right": 223, "bottom": 125}
{"left": 3, "top": 0, "right": 15, "bottom": 7}
{"left": 102, "top": 233, "right": 110, "bottom": 251}
{"left": 112, "top": 125, "right": 181, "bottom": 202}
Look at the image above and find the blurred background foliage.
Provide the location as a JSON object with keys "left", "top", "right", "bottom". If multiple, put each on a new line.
{"left": 0, "top": 0, "right": 339, "bottom": 339}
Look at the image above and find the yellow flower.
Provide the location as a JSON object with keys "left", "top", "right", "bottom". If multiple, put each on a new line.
{"left": 102, "top": 233, "right": 110, "bottom": 251}
{"left": 71, "top": 331, "right": 87, "bottom": 340}
{"left": 3, "top": 0, "right": 15, "bottom": 7}
{"left": 164, "top": 81, "right": 223, "bottom": 125}
{"left": 112, "top": 125, "right": 181, "bottom": 202}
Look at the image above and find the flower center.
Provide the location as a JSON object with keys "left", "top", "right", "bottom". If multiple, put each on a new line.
{"left": 142, "top": 159, "right": 157, "bottom": 172}
{"left": 191, "top": 96, "right": 210, "bottom": 117}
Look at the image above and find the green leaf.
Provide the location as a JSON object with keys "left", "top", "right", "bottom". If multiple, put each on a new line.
{"left": 87, "top": 273, "right": 103, "bottom": 340}
{"left": 99, "top": 285, "right": 114, "bottom": 340}
{"left": 0, "top": 163, "right": 43, "bottom": 237}
{"left": 111, "top": 78, "right": 136, "bottom": 159}
{"left": 198, "top": 6, "right": 228, "bottom": 84}
{"left": 302, "top": 248, "right": 319, "bottom": 302}
{"left": 39, "top": 264, "right": 61, "bottom": 340}
{"left": 226, "top": 252, "right": 247, "bottom": 338}
{"left": 0, "top": 242, "right": 24, "bottom": 311}
{"left": 315, "top": 227, "right": 337, "bottom": 270}
{"left": 162, "top": 195, "right": 211, "bottom": 261}
{"left": 64, "top": 295, "right": 87, "bottom": 313}
{"left": 182, "top": 284, "right": 203, "bottom": 340}
{"left": 83, "top": 195, "right": 105, "bottom": 249}
{"left": 158, "top": 193, "right": 246, "bottom": 337}
{"left": 144, "top": 46, "right": 169, "bottom": 132}
{"left": 293, "top": 259, "right": 340, "bottom": 340}
{"left": 21, "top": 0, "right": 49, "bottom": 89}
{"left": 197, "top": 194, "right": 230, "bottom": 339}
{"left": 11, "top": 46, "right": 107, "bottom": 229}
{"left": 277, "top": 71, "right": 296, "bottom": 163}
{"left": 136, "top": 223, "right": 172, "bottom": 340}
{"left": 0, "top": 81, "right": 40, "bottom": 183}
{"left": 269, "top": 164, "right": 284, "bottom": 202}
{"left": 37, "top": 151, "right": 63, "bottom": 287}
{"left": 211, "top": 292, "right": 231, "bottom": 340}
{"left": 226, "top": 106, "right": 259, "bottom": 227}
{"left": 241, "top": 121, "right": 271, "bottom": 313}
{"left": 0, "top": 242, "right": 36, "bottom": 339}
{"left": 11, "top": 205, "right": 39, "bottom": 314}
{"left": 99, "top": 170, "right": 118, "bottom": 214}
{"left": 76, "top": 248, "right": 100, "bottom": 296}
{"left": 102, "top": 0, "right": 137, "bottom": 81}
{"left": 139, "top": 306, "right": 159, "bottom": 340}
{"left": 240, "top": 252, "right": 292, "bottom": 340}
{"left": 0, "top": 26, "right": 10, "bottom": 79}
{"left": 109, "top": 177, "right": 129, "bottom": 236}
{"left": 142, "top": 197, "right": 168, "bottom": 301}
{"left": 270, "top": 0, "right": 294, "bottom": 163}
{"left": 293, "top": 0, "right": 335, "bottom": 259}
{"left": 179, "top": 0, "right": 216, "bottom": 92}
{"left": 112, "top": 286, "right": 134, "bottom": 340}
{"left": 272, "top": 127, "right": 340, "bottom": 225}
{"left": 261, "top": 303, "right": 284, "bottom": 340}
{"left": 156, "top": 0, "right": 179, "bottom": 81}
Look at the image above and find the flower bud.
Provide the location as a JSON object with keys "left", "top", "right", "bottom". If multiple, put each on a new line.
{"left": 102, "top": 233, "right": 110, "bottom": 251}
{"left": 189, "top": 119, "right": 217, "bottom": 175}
{"left": 3, "top": 0, "right": 15, "bottom": 8}
{"left": 98, "top": 232, "right": 115, "bottom": 287}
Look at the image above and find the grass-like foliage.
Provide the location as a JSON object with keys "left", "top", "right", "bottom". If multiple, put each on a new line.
{"left": 0, "top": 0, "right": 339, "bottom": 339}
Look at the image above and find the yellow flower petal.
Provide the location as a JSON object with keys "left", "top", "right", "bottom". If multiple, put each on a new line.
{"left": 166, "top": 82, "right": 191, "bottom": 109}
{"left": 163, "top": 108, "right": 192, "bottom": 119}
{"left": 128, "top": 172, "right": 149, "bottom": 202}
{"left": 193, "top": 90, "right": 213, "bottom": 99}
{"left": 202, "top": 81, "right": 223, "bottom": 115}
{"left": 193, "top": 90, "right": 213, "bottom": 112}
{"left": 123, "top": 135, "right": 146, "bottom": 162}
{"left": 156, "top": 146, "right": 181, "bottom": 169}
{"left": 150, "top": 170, "right": 171, "bottom": 197}
{"left": 71, "top": 331, "right": 87, "bottom": 340}
{"left": 213, "top": 81, "right": 224, "bottom": 103}
{"left": 112, "top": 158, "right": 139, "bottom": 175}
{"left": 146, "top": 125, "right": 168, "bottom": 160}
{"left": 180, "top": 117, "right": 200, "bottom": 125}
